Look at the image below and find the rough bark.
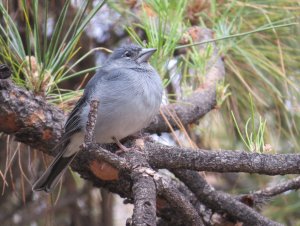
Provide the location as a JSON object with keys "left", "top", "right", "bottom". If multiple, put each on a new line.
{"left": 173, "top": 170, "right": 282, "bottom": 226}
{"left": 146, "top": 142, "right": 300, "bottom": 175}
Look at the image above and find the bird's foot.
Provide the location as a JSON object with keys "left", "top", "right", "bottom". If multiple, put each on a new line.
{"left": 113, "top": 137, "right": 131, "bottom": 154}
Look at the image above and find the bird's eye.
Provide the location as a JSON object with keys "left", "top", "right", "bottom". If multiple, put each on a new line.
{"left": 124, "top": 51, "right": 132, "bottom": 58}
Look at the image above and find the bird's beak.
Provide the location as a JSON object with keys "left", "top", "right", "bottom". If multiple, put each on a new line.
{"left": 136, "top": 48, "right": 157, "bottom": 63}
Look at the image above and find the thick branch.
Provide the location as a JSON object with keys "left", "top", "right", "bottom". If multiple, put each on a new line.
{"left": 77, "top": 138, "right": 203, "bottom": 225}
{"left": 146, "top": 141, "right": 300, "bottom": 175}
{"left": 2, "top": 80, "right": 299, "bottom": 186}
{"left": 154, "top": 172, "right": 203, "bottom": 226}
{"left": 2, "top": 78, "right": 300, "bottom": 177}
{"left": 125, "top": 151, "right": 157, "bottom": 226}
{"left": 81, "top": 102, "right": 201, "bottom": 225}
{"left": 0, "top": 79, "right": 64, "bottom": 153}
{"left": 131, "top": 169, "right": 156, "bottom": 226}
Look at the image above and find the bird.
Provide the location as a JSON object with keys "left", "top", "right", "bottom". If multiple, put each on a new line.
{"left": 32, "top": 44, "right": 163, "bottom": 192}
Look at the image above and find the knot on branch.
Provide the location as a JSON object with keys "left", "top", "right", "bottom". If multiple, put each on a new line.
{"left": 0, "top": 64, "right": 11, "bottom": 79}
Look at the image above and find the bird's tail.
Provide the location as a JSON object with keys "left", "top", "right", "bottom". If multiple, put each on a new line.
{"left": 32, "top": 150, "right": 76, "bottom": 192}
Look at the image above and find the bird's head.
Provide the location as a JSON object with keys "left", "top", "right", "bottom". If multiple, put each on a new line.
{"left": 108, "top": 44, "right": 157, "bottom": 65}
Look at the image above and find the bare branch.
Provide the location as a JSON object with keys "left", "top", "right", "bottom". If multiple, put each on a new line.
{"left": 146, "top": 141, "right": 300, "bottom": 175}
{"left": 256, "top": 176, "right": 300, "bottom": 197}
{"left": 173, "top": 170, "right": 283, "bottom": 226}
{"left": 154, "top": 172, "right": 204, "bottom": 226}
{"left": 84, "top": 100, "right": 99, "bottom": 145}
{"left": 78, "top": 137, "right": 204, "bottom": 226}
{"left": 128, "top": 152, "right": 157, "bottom": 226}
{"left": 0, "top": 79, "right": 64, "bottom": 154}
{"left": 131, "top": 169, "right": 156, "bottom": 226}
{"left": 234, "top": 176, "right": 300, "bottom": 214}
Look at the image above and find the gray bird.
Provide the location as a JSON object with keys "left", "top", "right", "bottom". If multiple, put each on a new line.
{"left": 32, "top": 44, "right": 163, "bottom": 192}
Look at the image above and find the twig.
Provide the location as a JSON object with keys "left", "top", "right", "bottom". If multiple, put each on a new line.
{"left": 83, "top": 100, "right": 156, "bottom": 225}
{"left": 84, "top": 100, "right": 99, "bottom": 145}
{"left": 236, "top": 176, "right": 300, "bottom": 210}
{"left": 253, "top": 176, "right": 300, "bottom": 197}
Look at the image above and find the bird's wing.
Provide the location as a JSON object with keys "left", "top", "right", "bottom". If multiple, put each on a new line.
{"left": 59, "top": 67, "right": 119, "bottom": 145}
{"left": 63, "top": 95, "right": 87, "bottom": 138}
{"left": 51, "top": 95, "right": 87, "bottom": 153}
{"left": 32, "top": 95, "right": 88, "bottom": 192}
{"left": 61, "top": 68, "right": 108, "bottom": 144}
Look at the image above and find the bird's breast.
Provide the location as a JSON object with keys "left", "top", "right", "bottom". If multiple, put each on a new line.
{"left": 92, "top": 74, "right": 162, "bottom": 143}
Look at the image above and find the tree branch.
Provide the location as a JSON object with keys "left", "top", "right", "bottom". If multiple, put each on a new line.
{"left": 131, "top": 167, "right": 156, "bottom": 226}
{"left": 83, "top": 99, "right": 99, "bottom": 145}
{"left": 236, "top": 175, "right": 300, "bottom": 208}
{"left": 253, "top": 176, "right": 300, "bottom": 197}
{"left": 1, "top": 77, "right": 300, "bottom": 225}
{"left": 146, "top": 141, "right": 300, "bottom": 175}
{"left": 173, "top": 169, "right": 283, "bottom": 226}
{"left": 125, "top": 151, "right": 157, "bottom": 226}
{"left": 154, "top": 172, "right": 204, "bottom": 226}
{"left": 0, "top": 79, "right": 64, "bottom": 154}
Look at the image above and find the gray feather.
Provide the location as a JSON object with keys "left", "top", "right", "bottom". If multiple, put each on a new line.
{"left": 33, "top": 45, "right": 163, "bottom": 192}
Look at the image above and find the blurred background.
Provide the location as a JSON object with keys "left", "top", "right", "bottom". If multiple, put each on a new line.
{"left": 0, "top": 0, "right": 299, "bottom": 225}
